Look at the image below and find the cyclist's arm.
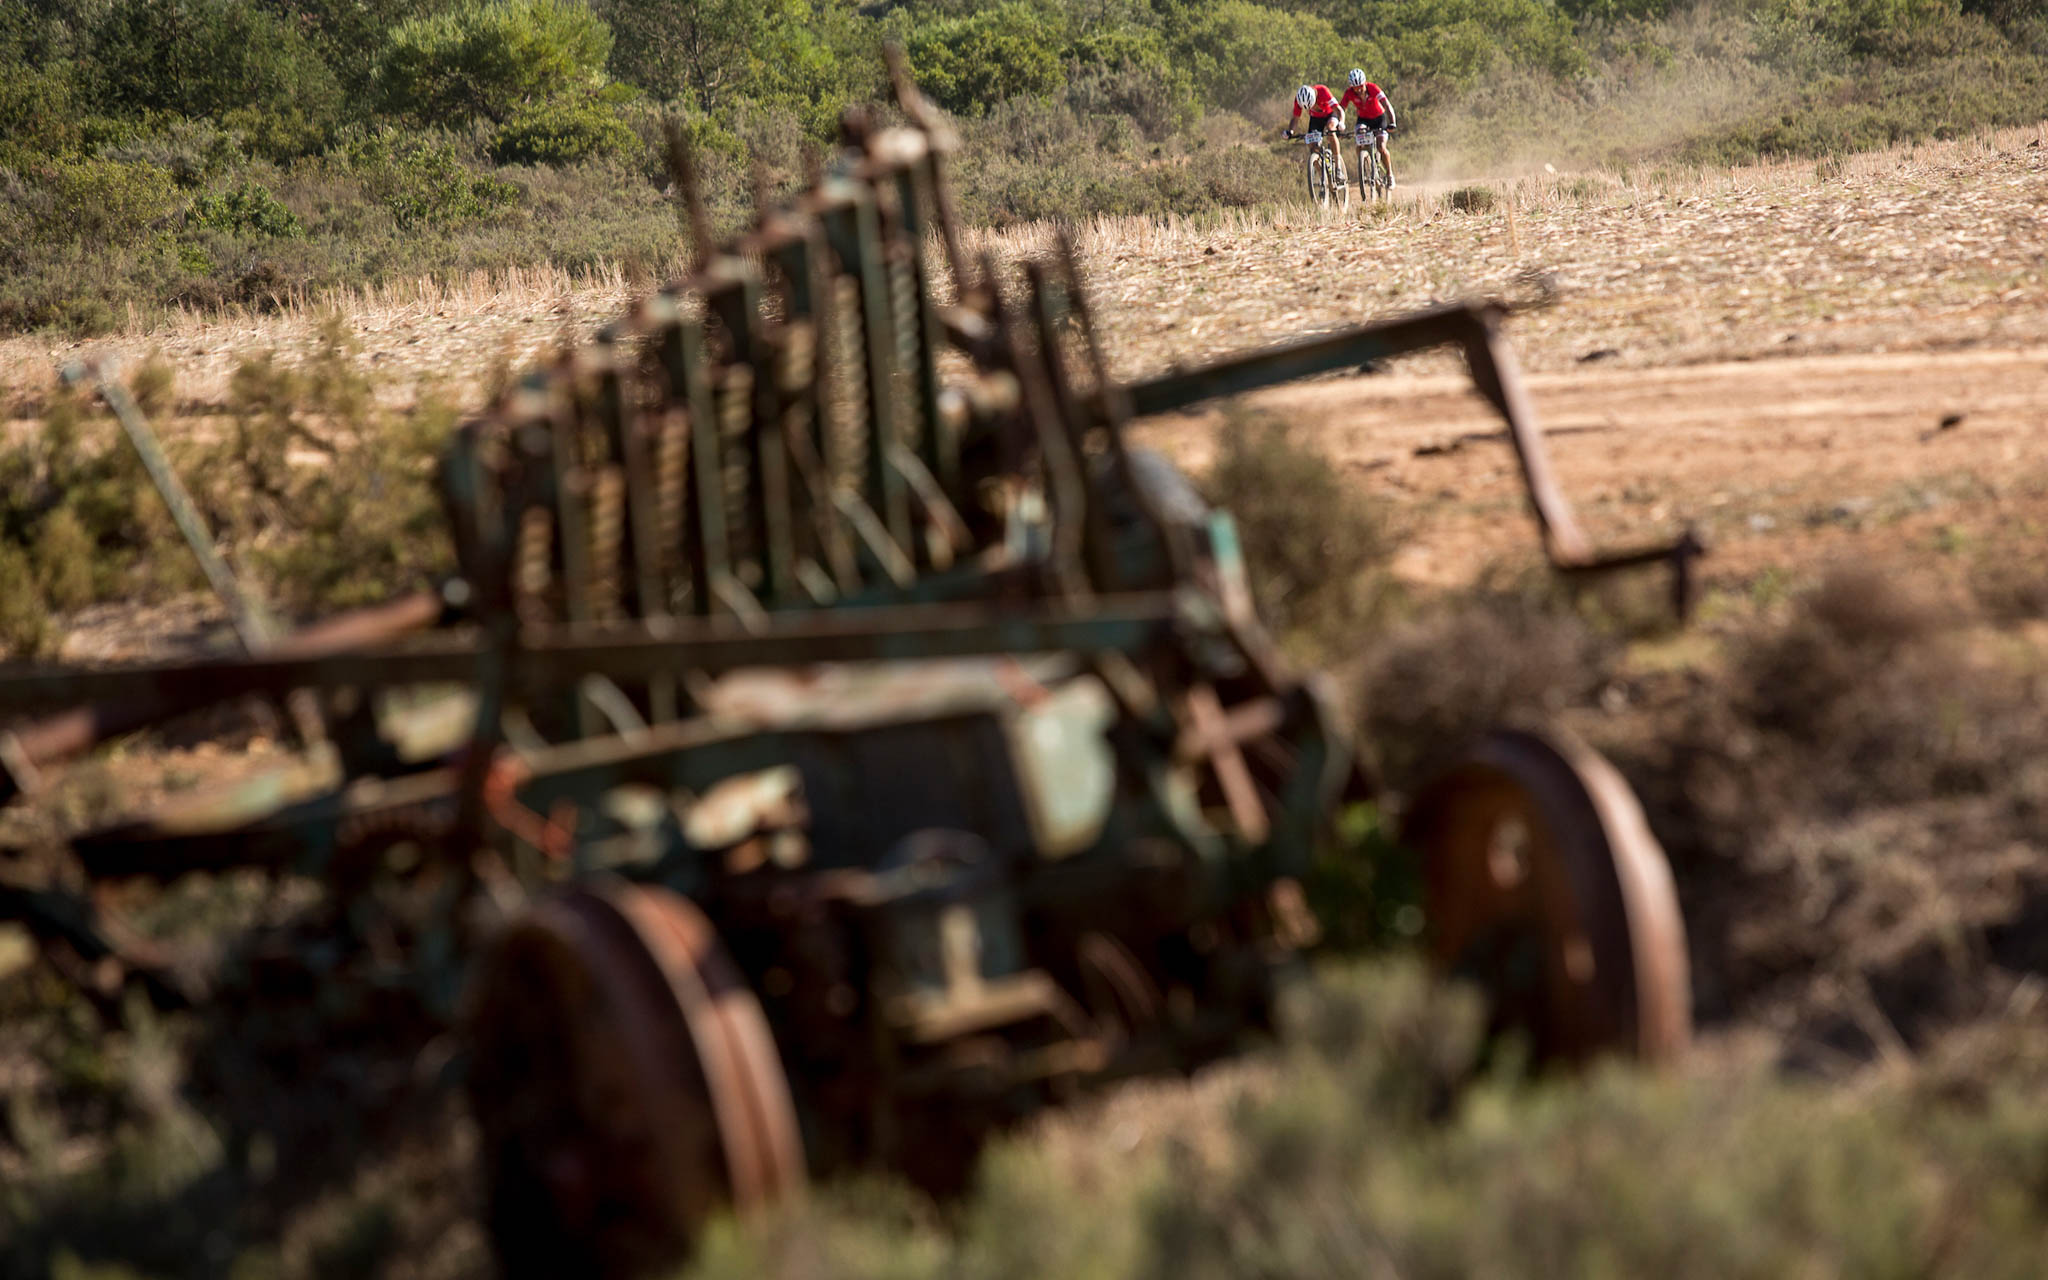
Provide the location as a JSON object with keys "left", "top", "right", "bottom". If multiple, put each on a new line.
{"left": 1383, "top": 96, "right": 1398, "bottom": 129}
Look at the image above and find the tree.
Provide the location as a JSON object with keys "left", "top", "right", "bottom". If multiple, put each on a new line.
{"left": 591, "top": 0, "right": 760, "bottom": 107}
{"left": 258, "top": 0, "right": 464, "bottom": 98}
{"left": 905, "top": 2, "right": 1067, "bottom": 117}
{"left": 88, "top": 0, "right": 344, "bottom": 150}
{"left": 377, "top": 0, "right": 614, "bottom": 124}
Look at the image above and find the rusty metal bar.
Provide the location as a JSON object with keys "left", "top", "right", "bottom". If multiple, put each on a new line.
{"left": 0, "top": 590, "right": 449, "bottom": 803}
{"left": 63, "top": 360, "right": 279, "bottom": 650}
{"left": 0, "top": 596, "right": 1183, "bottom": 715}
{"left": 1120, "top": 301, "right": 1494, "bottom": 420}
{"left": 1119, "top": 299, "right": 1702, "bottom": 611}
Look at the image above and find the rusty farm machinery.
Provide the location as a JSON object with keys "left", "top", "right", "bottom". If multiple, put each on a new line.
{"left": 0, "top": 67, "right": 1702, "bottom": 1277}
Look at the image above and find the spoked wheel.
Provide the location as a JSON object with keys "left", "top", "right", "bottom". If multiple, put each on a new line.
{"left": 1356, "top": 147, "right": 1383, "bottom": 202}
{"left": 1403, "top": 729, "right": 1690, "bottom": 1064}
{"left": 463, "top": 882, "right": 805, "bottom": 1279}
{"left": 1305, "top": 149, "right": 1329, "bottom": 207}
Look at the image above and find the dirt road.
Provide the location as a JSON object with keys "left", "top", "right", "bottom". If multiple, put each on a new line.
{"left": 1134, "top": 344, "right": 2048, "bottom": 592}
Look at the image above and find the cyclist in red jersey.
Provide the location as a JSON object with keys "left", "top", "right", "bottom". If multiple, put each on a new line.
{"left": 1339, "top": 69, "right": 1397, "bottom": 189}
{"left": 1282, "top": 84, "right": 1346, "bottom": 181}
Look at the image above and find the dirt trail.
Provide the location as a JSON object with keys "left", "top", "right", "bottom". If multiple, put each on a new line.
{"left": 1134, "top": 345, "right": 2048, "bottom": 589}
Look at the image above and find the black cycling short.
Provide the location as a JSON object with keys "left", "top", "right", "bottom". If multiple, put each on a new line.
{"left": 1356, "top": 113, "right": 1390, "bottom": 135}
{"left": 1302, "top": 112, "right": 1337, "bottom": 135}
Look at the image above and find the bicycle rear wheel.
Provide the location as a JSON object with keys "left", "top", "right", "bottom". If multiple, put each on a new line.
{"left": 1357, "top": 143, "right": 1385, "bottom": 201}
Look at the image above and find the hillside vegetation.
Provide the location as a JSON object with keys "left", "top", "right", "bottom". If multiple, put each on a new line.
{"left": 3, "top": 0, "right": 2045, "bottom": 335}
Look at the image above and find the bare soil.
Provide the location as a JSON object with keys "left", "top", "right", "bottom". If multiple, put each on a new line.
{"left": 1133, "top": 345, "right": 2048, "bottom": 592}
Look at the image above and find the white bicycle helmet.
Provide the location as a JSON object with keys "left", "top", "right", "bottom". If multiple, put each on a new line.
{"left": 1348, "top": 68, "right": 1366, "bottom": 88}
{"left": 1295, "top": 85, "right": 1315, "bottom": 108}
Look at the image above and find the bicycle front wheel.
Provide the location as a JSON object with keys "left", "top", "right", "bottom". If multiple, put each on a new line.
{"left": 1305, "top": 149, "right": 1326, "bottom": 206}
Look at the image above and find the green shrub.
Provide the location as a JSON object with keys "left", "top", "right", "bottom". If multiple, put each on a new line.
{"left": 376, "top": 0, "right": 615, "bottom": 125}
{"left": 1365, "top": 0, "right": 1589, "bottom": 86}
{"left": 96, "top": 118, "right": 247, "bottom": 188}
{"left": 1447, "top": 183, "right": 1496, "bottom": 212}
{"left": 0, "top": 320, "right": 451, "bottom": 614}
{"left": 489, "top": 95, "right": 637, "bottom": 164}
{"left": 189, "top": 181, "right": 304, "bottom": 238}
{"left": 1201, "top": 414, "right": 1392, "bottom": 659}
{"left": 32, "top": 506, "right": 95, "bottom": 612}
{"left": 190, "top": 318, "right": 455, "bottom": 609}
{"left": 0, "top": 540, "right": 50, "bottom": 656}
{"left": 4, "top": 154, "right": 182, "bottom": 245}
{"left": 345, "top": 131, "right": 522, "bottom": 228}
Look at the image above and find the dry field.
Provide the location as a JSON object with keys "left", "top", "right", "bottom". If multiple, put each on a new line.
{"left": 8, "top": 124, "right": 2044, "bottom": 603}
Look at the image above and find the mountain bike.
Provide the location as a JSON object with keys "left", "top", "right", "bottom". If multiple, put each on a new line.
{"left": 1291, "top": 126, "right": 1350, "bottom": 211}
{"left": 1354, "top": 123, "right": 1394, "bottom": 201}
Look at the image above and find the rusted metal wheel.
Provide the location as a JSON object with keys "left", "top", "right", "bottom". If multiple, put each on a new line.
{"left": 1403, "top": 729, "right": 1690, "bottom": 1064}
{"left": 462, "top": 881, "right": 804, "bottom": 1279}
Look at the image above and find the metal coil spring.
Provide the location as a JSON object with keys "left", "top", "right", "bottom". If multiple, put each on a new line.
{"left": 587, "top": 465, "right": 625, "bottom": 621}
{"left": 888, "top": 253, "right": 924, "bottom": 454}
{"left": 654, "top": 414, "right": 689, "bottom": 607}
{"left": 829, "top": 274, "right": 869, "bottom": 500}
{"left": 515, "top": 504, "right": 554, "bottom": 625}
{"left": 717, "top": 364, "right": 759, "bottom": 584}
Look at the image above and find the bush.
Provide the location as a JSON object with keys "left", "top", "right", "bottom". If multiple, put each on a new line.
{"left": 344, "top": 131, "right": 522, "bottom": 229}
{"left": 0, "top": 57, "right": 86, "bottom": 156}
{"left": 96, "top": 118, "right": 247, "bottom": 188}
{"left": 32, "top": 506, "right": 95, "bottom": 611}
{"left": 1201, "top": 414, "right": 1393, "bottom": 658}
{"left": 1360, "top": 590, "right": 1610, "bottom": 788}
{"left": 198, "top": 322, "right": 455, "bottom": 609}
{"left": 0, "top": 540, "right": 50, "bottom": 656}
{"left": 189, "top": 182, "right": 304, "bottom": 238}
{"left": 2, "top": 154, "right": 182, "bottom": 246}
{"left": 0, "top": 320, "right": 452, "bottom": 614}
{"left": 684, "top": 958, "right": 2048, "bottom": 1280}
{"left": 489, "top": 95, "right": 637, "bottom": 165}
{"left": 1446, "top": 183, "right": 1496, "bottom": 212}
{"left": 376, "top": 0, "right": 615, "bottom": 125}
